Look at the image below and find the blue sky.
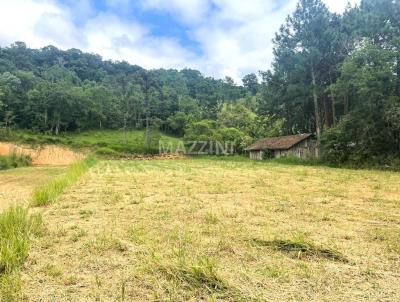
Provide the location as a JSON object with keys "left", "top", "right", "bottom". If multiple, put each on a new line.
{"left": 0, "top": 0, "right": 359, "bottom": 82}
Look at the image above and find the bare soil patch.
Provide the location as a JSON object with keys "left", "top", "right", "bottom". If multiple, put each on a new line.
{"left": 0, "top": 142, "right": 84, "bottom": 165}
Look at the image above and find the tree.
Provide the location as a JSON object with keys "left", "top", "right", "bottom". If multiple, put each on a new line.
{"left": 273, "top": 0, "right": 333, "bottom": 149}
{"left": 242, "top": 73, "right": 259, "bottom": 95}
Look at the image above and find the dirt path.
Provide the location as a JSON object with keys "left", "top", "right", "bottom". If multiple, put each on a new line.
{"left": 0, "top": 142, "right": 84, "bottom": 165}
{"left": 0, "top": 166, "right": 67, "bottom": 212}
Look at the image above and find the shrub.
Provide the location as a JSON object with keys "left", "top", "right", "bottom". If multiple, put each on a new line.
{"left": 95, "top": 147, "right": 121, "bottom": 157}
{"left": 0, "top": 153, "right": 32, "bottom": 170}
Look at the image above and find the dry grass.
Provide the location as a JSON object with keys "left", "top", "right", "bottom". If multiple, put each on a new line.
{"left": 0, "top": 166, "right": 67, "bottom": 212}
{"left": 20, "top": 159, "right": 400, "bottom": 301}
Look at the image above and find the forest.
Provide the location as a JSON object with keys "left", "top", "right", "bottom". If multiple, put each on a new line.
{"left": 0, "top": 0, "right": 399, "bottom": 166}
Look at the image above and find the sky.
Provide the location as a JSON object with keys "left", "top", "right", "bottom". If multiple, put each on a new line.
{"left": 0, "top": 0, "right": 360, "bottom": 82}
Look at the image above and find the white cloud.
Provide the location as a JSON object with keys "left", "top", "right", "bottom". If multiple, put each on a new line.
{"left": 84, "top": 13, "right": 196, "bottom": 70}
{"left": 0, "top": 0, "right": 196, "bottom": 70}
{"left": 324, "top": 0, "right": 359, "bottom": 13}
{"left": 0, "top": 0, "right": 360, "bottom": 82}
{"left": 140, "top": 0, "right": 211, "bottom": 23}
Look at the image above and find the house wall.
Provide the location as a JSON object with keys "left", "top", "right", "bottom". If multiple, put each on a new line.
{"left": 273, "top": 139, "right": 317, "bottom": 159}
{"left": 249, "top": 150, "right": 264, "bottom": 160}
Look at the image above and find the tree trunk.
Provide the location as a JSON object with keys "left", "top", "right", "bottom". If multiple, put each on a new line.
{"left": 396, "top": 55, "right": 400, "bottom": 97}
{"left": 311, "top": 65, "right": 321, "bottom": 156}
{"left": 44, "top": 108, "right": 48, "bottom": 128}
{"left": 144, "top": 74, "right": 151, "bottom": 151}
{"left": 344, "top": 94, "right": 349, "bottom": 115}
{"left": 328, "top": 71, "right": 336, "bottom": 126}
{"left": 55, "top": 119, "right": 60, "bottom": 135}
{"left": 123, "top": 114, "right": 127, "bottom": 145}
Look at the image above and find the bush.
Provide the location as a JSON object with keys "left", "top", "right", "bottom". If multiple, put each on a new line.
{"left": 95, "top": 147, "right": 120, "bottom": 157}
{"left": 0, "top": 153, "right": 32, "bottom": 170}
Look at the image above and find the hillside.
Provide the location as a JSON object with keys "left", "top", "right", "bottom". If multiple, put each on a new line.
{"left": 1, "top": 130, "right": 181, "bottom": 156}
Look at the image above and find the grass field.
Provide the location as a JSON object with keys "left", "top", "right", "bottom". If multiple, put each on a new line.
{"left": 0, "top": 166, "right": 67, "bottom": 212}
{"left": 1, "top": 130, "right": 180, "bottom": 156}
{"left": 19, "top": 158, "right": 400, "bottom": 301}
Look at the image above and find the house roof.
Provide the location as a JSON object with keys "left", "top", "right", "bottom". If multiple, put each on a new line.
{"left": 245, "top": 134, "right": 312, "bottom": 151}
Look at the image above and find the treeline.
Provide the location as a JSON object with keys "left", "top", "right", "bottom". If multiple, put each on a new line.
{"left": 0, "top": 42, "right": 256, "bottom": 135}
{"left": 259, "top": 0, "right": 400, "bottom": 165}
{"left": 0, "top": 0, "right": 399, "bottom": 165}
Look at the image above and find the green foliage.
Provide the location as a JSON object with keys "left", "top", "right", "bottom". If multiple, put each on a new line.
{"left": 218, "top": 102, "right": 256, "bottom": 133}
{"left": 0, "top": 153, "right": 31, "bottom": 170}
{"left": 31, "top": 156, "right": 97, "bottom": 206}
{"left": 1, "top": 0, "right": 400, "bottom": 165}
{"left": 259, "top": 0, "right": 400, "bottom": 166}
{"left": 4, "top": 129, "right": 180, "bottom": 155}
{"left": 322, "top": 42, "right": 400, "bottom": 166}
{"left": 0, "top": 44, "right": 245, "bottom": 135}
{"left": 95, "top": 147, "right": 121, "bottom": 157}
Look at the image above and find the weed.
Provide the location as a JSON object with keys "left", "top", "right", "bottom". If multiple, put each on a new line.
{"left": 0, "top": 207, "right": 43, "bottom": 273}
{"left": 204, "top": 212, "right": 219, "bottom": 225}
{"left": 70, "top": 228, "right": 88, "bottom": 242}
{"left": 86, "top": 232, "right": 128, "bottom": 254}
{"left": 128, "top": 227, "right": 147, "bottom": 244}
{"left": 0, "top": 207, "right": 43, "bottom": 298}
{"left": 79, "top": 209, "right": 95, "bottom": 219}
{"left": 43, "top": 263, "right": 63, "bottom": 278}
{"left": 0, "top": 271, "right": 22, "bottom": 301}
{"left": 153, "top": 256, "right": 232, "bottom": 298}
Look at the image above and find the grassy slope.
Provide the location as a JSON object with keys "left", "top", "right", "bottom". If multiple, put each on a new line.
{"left": 21, "top": 158, "right": 400, "bottom": 301}
{"left": 1, "top": 130, "right": 181, "bottom": 155}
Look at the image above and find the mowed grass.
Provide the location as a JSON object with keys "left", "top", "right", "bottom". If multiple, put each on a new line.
{"left": 21, "top": 159, "right": 400, "bottom": 301}
{"left": 31, "top": 157, "right": 97, "bottom": 207}
{"left": 0, "top": 166, "right": 67, "bottom": 212}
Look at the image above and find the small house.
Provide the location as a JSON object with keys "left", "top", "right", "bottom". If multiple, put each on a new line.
{"left": 245, "top": 134, "right": 316, "bottom": 160}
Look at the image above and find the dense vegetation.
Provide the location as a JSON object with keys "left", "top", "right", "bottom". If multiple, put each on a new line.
{"left": 0, "top": 0, "right": 399, "bottom": 165}
{"left": 0, "top": 153, "right": 31, "bottom": 170}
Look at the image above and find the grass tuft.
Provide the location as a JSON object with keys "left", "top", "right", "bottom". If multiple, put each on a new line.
{"left": 251, "top": 235, "right": 348, "bottom": 262}
{"left": 0, "top": 206, "right": 43, "bottom": 299}
{"left": 153, "top": 256, "right": 233, "bottom": 298}
{"left": 0, "top": 207, "right": 43, "bottom": 274}
{"left": 31, "top": 156, "right": 97, "bottom": 207}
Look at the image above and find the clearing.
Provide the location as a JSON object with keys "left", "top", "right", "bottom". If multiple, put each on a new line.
{"left": 22, "top": 159, "right": 400, "bottom": 301}
{"left": 0, "top": 166, "right": 66, "bottom": 212}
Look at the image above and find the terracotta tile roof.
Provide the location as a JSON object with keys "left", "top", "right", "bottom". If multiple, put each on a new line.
{"left": 245, "top": 134, "right": 312, "bottom": 151}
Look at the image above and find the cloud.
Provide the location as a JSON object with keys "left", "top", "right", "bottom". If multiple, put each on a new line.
{"left": 140, "top": 0, "right": 211, "bottom": 23}
{"left": 0, "top": 0, "right": 196, "bottom": 70}
{"left": 84, "top": 13, "right": 196, "bottom": 70}
{"left": 0, "top": 0, "right": 360, "bottom": 82}
{"left": 324, "top": 0, "right": 359, "bottom": 13}
{"left": 191, "top": 0, "right": 298, "bottom": 82}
